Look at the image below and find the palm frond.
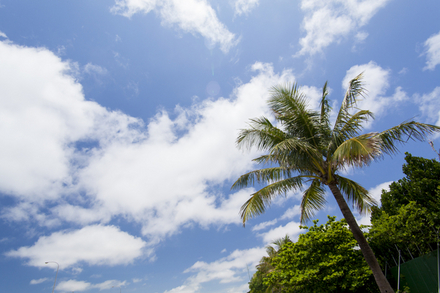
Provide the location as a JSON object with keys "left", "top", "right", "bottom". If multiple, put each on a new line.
{"left": 335, "top": 175, "right": 377, "bottom": 213}
{"left": 331, "top": 133, "right": 381, "bottom": 168}
{"left": 236, "top": 117, "right": 287, "bottom": 151}
{"left": 268, "top": 84, "right": 321, "bottom": 146}
{"left": 333, "top": 110, "right": 374, "bottom": 142}
{"left": 375, "top": 121, "right": 440, "bottom": 156}
{"left": 231, "top": 167, "right": 292, "bottom": 190}
{"left": 240, "top": 176, "right": 306, "bottom": 224}
{"left": 269, "top": 138, "right": 323, "bottom": 170}
{"left": 333, "top": 73, "right": 366, "bottom": 132}
{"left": 300, "top": 179, "right": 327, "bottom": 223}
{"left": 320, "top": 81, "right": 331, "bottom": 124}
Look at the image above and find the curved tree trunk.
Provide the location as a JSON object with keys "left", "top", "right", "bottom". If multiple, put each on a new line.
{"left": 328, "top": 182, "right": 395, "bottom": 293}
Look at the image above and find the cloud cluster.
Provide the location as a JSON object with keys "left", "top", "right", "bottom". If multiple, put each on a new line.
{"left": 1, "top": 38, "right": 296, "bottom": 269}
{"left": 56, "top": 279, "right": 126, "bottom": 292}
{"left": 298, "top": 0, "right": 391, "bottom": 55}
{"left": 164, "top": 247, "right": 266, "bottom": 293}
{"left": 6, "top": 225, "right": 146, "bottom": 268}
{"left": 416, "top": 87, "right": 440, "bottom": 127}
{"left": 423, "top": 30, "right": 440, "bottom": 71}
{"left": 233, "top": 0, "right": 259, "bottom": 16}
{"left": 111, "top": 0, "right": 238, "bottom": 52}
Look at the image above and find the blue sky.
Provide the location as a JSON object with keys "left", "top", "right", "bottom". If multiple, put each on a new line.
{"left": 0, "top": 0, "right": 439, "bottom": 292}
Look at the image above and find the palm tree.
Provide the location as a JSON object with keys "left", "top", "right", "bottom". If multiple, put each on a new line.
{"left": 232, "top": 74, "right": 440, "bottom": 293}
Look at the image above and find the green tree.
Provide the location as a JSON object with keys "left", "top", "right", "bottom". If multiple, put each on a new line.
{"left": 232, "top": 74, "right": 440, "bottom": 293}
{"left": 248, "top": 236, "right": 292, "bottom": 293}
{"left": 265, "top": 217, "right": 378, "bottom": 293}
{"left": 371, "top": 153, "right": 440, "bottom": 221}
{"left": 369, "top": 153, "right": 440, "bottom": 265}
{"left": 369, "top": 201, "right": 438, "bottom": 266}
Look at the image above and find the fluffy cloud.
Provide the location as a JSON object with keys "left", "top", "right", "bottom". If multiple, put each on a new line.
{"left": 111, "top": 0, "right": 238, "bottom": 52}
{"left": 166, "top": 220, "right": 304, "bottom": 293}
{"left": 257, "top": 221, "right": 303, "bottom": 244}
{"left": 298, "top": 0, "right": 391, "bottom": 55}
{"left": 30, "top": 278, "right": 48, "bottom": 285}
{"left": 0, "top": 40, "right": 140, "bottom": 202}
{"left": 6, "top": 225, "right": 146, "bottom": 268}
{"left": 280, "top": 205, "right": 301, "bottom": 220}
{"left": 72, "top": 61, "right": 294, "bottom": 244}
{"left": 233, "top": 0, "right": 259, "bottom": 16}
{"left": 56, "top": 280, "right": 92, "bottom": 292}
{"left": 415, "top": 86, "right": 440, "bottom": 127}
{"left": 423, "top": 30, "right": 440, "bottom": 71}
{"left": 251, "top": 219, "right": 278, "bottom": 231}
{"left": 342, "top": 61, "right": 408, "bottom": 126}
{"left": 55, "top": 279, "right": 126, "bottom": 292}
{"left": 84, "top": 63, "right": 108, "bottom": 76}
{"left": 165, "top": 247, "right": 266, "bottom": 293}
{"left": 0, "top": 38, "right": 296, "bottom": 256}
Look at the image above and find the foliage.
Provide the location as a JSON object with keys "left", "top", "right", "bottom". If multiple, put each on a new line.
{"left": 369, "top": 153, "right": 440, "bottom": 264}
{"left": 233, "top": 74, "right": 440, "bottom": 292}
{"left": 371, "top": 153, "right": 440, "bottom": 220}
{"left": 248, "top": 236, "right": 291, "bottom": 293}
{"left": 264, "top": 217, "right": 378, "bottom": 293}
{"left": 369, "top": 202, "right": 438, "bottom": 265}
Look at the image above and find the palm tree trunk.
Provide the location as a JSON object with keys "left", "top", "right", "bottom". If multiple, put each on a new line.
{"left": 328, "top": 182, "right": 394, "bottom": 293}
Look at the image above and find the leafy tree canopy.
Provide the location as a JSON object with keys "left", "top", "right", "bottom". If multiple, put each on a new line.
{"left": 264, "top": 217, "right": 378, "bottom": 293}
{"left": 371, "top": 152, "right": 440, "bottom": 220}
{"left": 369, "top": 201, "right": 438, "bottom": 265}
{"left": 369, "top": 153, "right": 440, "bottom": 264}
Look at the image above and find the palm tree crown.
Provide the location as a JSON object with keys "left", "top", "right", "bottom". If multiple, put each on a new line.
{"left": 232, "top": 74, "right": 440, "bottom": 293}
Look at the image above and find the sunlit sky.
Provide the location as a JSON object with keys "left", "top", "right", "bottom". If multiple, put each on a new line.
{"left": 0, "top": 1, "right": 439, "bottom": 292}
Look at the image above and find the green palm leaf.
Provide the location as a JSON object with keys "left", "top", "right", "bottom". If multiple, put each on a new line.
{"left": 237, "top": 117, "right": 287, "bottom": 151}
{"left": 231, "top": 167, "right": 292, "bottom": 190}
{"left": 240, "top": 176, "right": 307, "bottom": 224}
{"left": 335, "top": 175, "right": 376, "bottom": 213}
{"left": 331, "top": 133, "right": 381, "bottom": 168}
{"left": 300, "top": 179, "right": 327, "bottom": 223}
{"left": 375, "top": 121, "right": 440, "bottom": 156}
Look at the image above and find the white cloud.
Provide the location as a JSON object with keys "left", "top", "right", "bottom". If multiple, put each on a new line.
{"left": 423, "top": 30, "right": 440, "bottom": 71}
{"left": 280, "top": 205, "right": 301, "bottom": 220}
{"left": 166, "top": 221, "right": 304, "bottom": 293}
{"left": 6, "top": 225, "right": 146, "bottom": 268}
{"left": 0, "top": 38, "right": 297, "bottom": 257}
{"left": 233, "top": 0, "right": 259, "bottom": 16}
{"left": 258, "top": 221, "right": 302, "bottom": 244}
{"left": 0, "top": 30, "right": 7, "bottom": 38}
{"left": 356, "top": 181, "right": 392, "bottom": 226}
{"left": 94, "top": 280, "right": 127, "bottom": 290}
{"left": 55, "top": 279, "right": 126, "bottom": 292}
{"left": 355, "top": 31, "right": 368, "bottom": 43}
{"left": 56, "top": 280, "right": 92, "bottom": 292}
{"left": 415, "top": 86, "right": 440, "bottom": 127}
{"left": 84, "top": 63, "right": 108, "bottom": 75}
{"left": 0, "top": 40, "right": 140, "bottom": 202}
{"left": 298, "top": 0, "right": 391, "bottom": 56}
{"left": 111, "top": 0, "right": 238, "bottom": 53}
{"left": 342, "top": 61, "right": 408, "bottom": 126}
{"left": 30, "top": 278, "right": 48, "bottom": 285}
{"left": 251, "top": 219, "right": 278, "bottom": 231}
{"left": 73, "top": 62, "right": 294, "bottom": 244}
{"left": 165, "top": 247, "right": 266, "bottom": 293}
